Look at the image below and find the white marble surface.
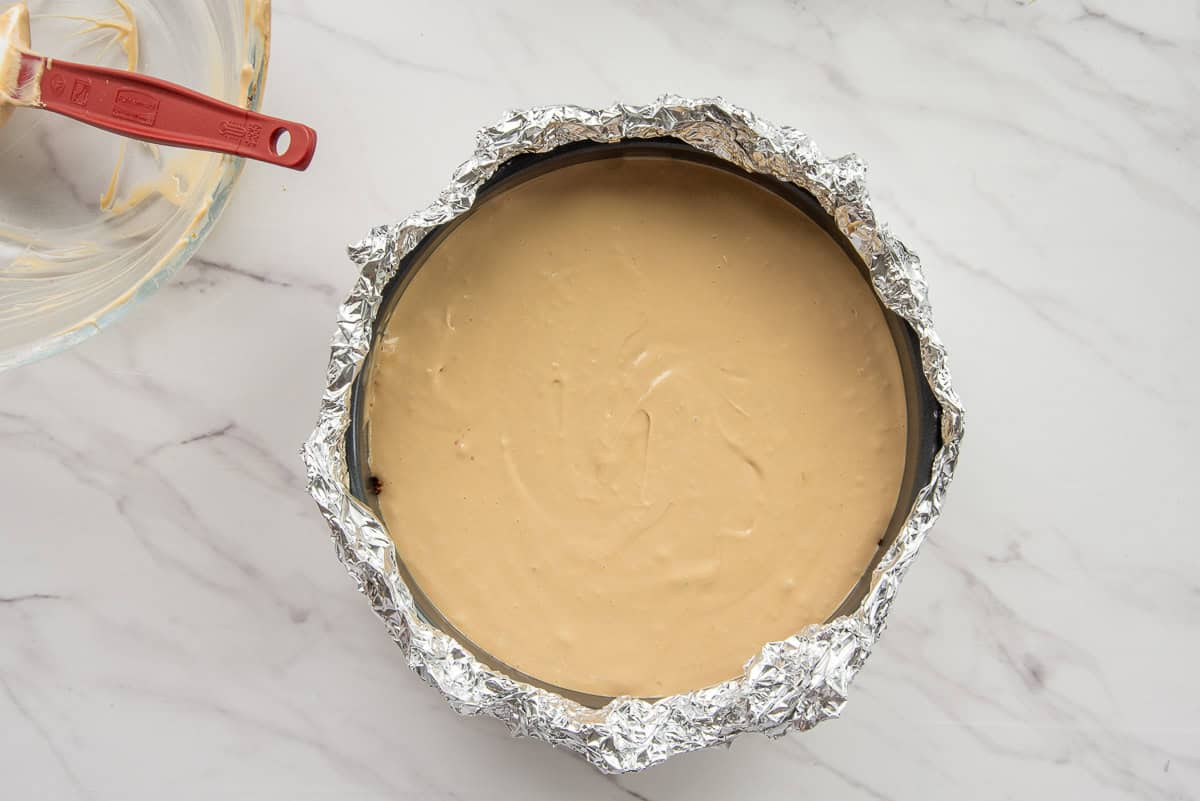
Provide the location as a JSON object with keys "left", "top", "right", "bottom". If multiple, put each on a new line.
{"left": 3, "top": 0, "right": 1199, "bottom": 797}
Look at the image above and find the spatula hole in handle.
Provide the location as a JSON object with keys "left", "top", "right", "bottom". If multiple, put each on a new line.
{"left": 270, "top": 127, "right": 292, "bottom": 158}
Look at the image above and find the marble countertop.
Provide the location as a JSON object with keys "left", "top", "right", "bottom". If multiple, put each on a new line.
{"left": 3, "top": 1, "right": 1198, "bottom": 798}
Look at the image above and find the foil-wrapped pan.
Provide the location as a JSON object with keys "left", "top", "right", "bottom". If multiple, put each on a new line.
{"left": 303, "top": 95, "right": 965, "bottom": 773}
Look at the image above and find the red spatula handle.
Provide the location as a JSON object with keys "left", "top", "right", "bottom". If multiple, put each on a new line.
{"left": 36, "top": 57, "right": 317, "bottom": 170}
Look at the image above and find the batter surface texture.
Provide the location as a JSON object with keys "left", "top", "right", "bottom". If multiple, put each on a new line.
{"left": 367, "top": 156, "right": 908, "bottom": 698}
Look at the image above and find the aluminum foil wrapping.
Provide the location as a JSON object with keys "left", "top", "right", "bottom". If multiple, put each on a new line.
{"left": 303, "top": 96, "right": 965, "bottom": 773}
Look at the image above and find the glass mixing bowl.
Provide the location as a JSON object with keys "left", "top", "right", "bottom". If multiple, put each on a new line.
{"left": 0, "top": 0, "right": 270, "bottom": 369}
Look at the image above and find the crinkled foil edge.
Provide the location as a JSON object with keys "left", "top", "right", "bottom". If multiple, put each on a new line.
{"left": 303, "top": 96, "right": 965, "bottom": 773}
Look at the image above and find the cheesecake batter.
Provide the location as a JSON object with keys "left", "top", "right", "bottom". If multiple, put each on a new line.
{"left": 367, "top": 156, "right": 908, "bottom": 698}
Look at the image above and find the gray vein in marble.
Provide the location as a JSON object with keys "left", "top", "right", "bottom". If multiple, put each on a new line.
{"left": 865, "top": 6, "right": 1200, "bottom": 214}
{"left": 1076, "top": 4, "right": 1180, "bottom": 50}
{"left": 929, "top": 540, "right": 1111, "bottom": 687}
{"left": 0, "top": 676, "right": 87, "bottom": 799}
{"left": 187, "top": 256, "right": 294, "bottom": 289}
{"left": 65, "top": 351, "right": 202, "bottom": 419}
{"left": 0, "top": 593, "right": 63, "bottom": 604}
{"left": 275, "top": 8, "right": 487, "bottom": 85}
{"left": 606, "top": 776, "right": 653, "bottom": 801}
{"left": 639, "top": 0, "right": 813, "bottom": 60}
{"left": 796, "top": 4, "right": 839, "bottom": 43}
{"left": 883, "top": 655, "right": 1165, "bottom": 799}
{"left": 177, "top": 422, "right": 235, "bottom": 445}
{"left": 111, "top": 464, "right": 306, "bottom": 621}
{"left": 781, "top": 740, "right": 895, "bottom": 801}
{"left": 113, "top": 493, "right": 244, "bottom": 599}
{"left": 172, "top": 256, "right": 338, "bottom": 299}
{"left": 916, "top": 95, "right": 1195, "bottom": 218}
{"left": 890, "top": 542, "right": 1195, "bottom": 800}
{"left": 825, "top": 679, "right": 974, "bottom": 788}
{"left": 459, "top": 11, "right": 524, "bottom": 95}
{"left": 0, "top": 410, "right": 117, "bottom": 497}
{"left": 946, "top": 0, "right": 1200, "bottom": 172}
{"left": 148, "top": 421, "right": 303, "bottom": 493}
{"left": 104, "top": 680, "right": 414, "bottom": 798}
{"left": 497, "top": 8, "right": 620, "bottom": 97}
{"left": 880, "top": 205, "right": 1173, "bottom": 404}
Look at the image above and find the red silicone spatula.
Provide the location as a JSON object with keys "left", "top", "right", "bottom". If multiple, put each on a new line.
{"left": 1, "top": 4, "right": 316, "bottom": 170}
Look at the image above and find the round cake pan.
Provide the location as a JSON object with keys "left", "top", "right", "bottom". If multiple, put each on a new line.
{"left": 345, "top": 138, "right": 941, "bottom": 708}
{"left": 304, "top": 97, "right": 964, "bottom": 773}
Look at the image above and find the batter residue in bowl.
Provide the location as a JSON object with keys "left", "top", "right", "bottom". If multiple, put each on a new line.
{"left": 0, "top": 4, "right": 40, "bottom": 124}
{"left": 368, "top": 156, "right": 910, "bottom": 698}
